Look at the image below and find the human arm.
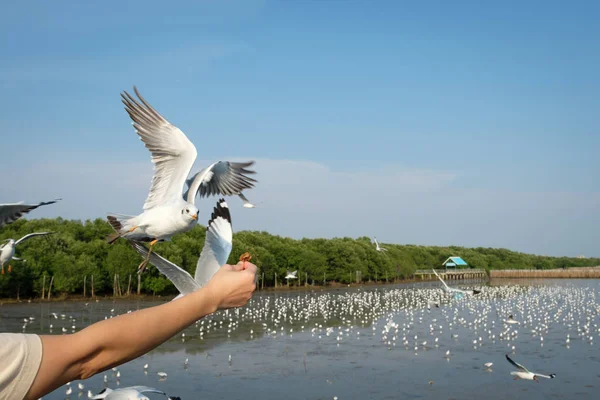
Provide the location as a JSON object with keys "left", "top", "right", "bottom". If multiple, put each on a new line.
{"left": 25, "top": 261, "right": 257, "bottom": 400}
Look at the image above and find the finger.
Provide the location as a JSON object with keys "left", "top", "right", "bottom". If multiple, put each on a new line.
{"left": 230, "top": 262, "right": 246, "bottom": 272}
{"left": 244, "top": 263, "right": 258, "bottom": 274}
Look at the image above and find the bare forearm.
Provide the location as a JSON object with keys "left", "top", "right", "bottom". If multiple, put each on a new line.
{"left": 26, "top": 288, "right": 217, "bottom": 400}
{"left": 26, "top": 262, "right": 256, "bottom": 400}
{"left": 79, "top": 288, "right": 217, "bottom": 376}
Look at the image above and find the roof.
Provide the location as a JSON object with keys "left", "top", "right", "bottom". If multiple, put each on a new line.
{"left": 442, "top": 256, "right": 468, "bottom": 266}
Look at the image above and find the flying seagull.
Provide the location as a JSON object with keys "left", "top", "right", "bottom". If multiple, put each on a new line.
{"left": 0, "top": 232, "right": 54, "bottom": 274}
{"left": 0, "top": 199, "right": 60, "bottom": 228}
{"left": 504, "top": 315, "right": 521, "bottom": 325}
{"left": 432, "top": 269, "right": 481, "bottom": 296}
{"left": 131, "top": 198, "right": 232, "bottom": 297}
{"left": 107, "top": 87, "right": 255, "bottom": 272}
{"left": 373, "top": 237, "right": 387, "bottom": 252}
{"left": 88, "top": 386, "right": 180, "bottom": 400}
{"left": 238, "top": 192, "right": 257, "bottom": 208}
{"left": 505, "top": 354, "right": 556, "bottom": 382}
{"left": 285, "top": 270, "right": 298, "bottom": 280}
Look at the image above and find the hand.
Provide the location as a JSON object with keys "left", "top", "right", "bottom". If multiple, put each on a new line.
{"left": 205, "top": 262, "right": 257, "bottom": 310}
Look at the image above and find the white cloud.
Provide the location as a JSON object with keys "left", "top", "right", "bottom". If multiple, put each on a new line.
{"left": 2, "top": 156, "right": 598, "bottom": 257}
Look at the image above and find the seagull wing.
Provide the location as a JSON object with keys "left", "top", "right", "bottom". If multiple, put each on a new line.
{"left": 195, "top": 199, "right": 233, "bottom": 287}
{"left": 121, "top": 87, "right": 197, "bottom": 210}
{"left": 0, "top": 199, "right": 60, "bottom": 228}
{"left": 131, "top": 242, "right": 200, "bottom": 295}
{"left": 15, "top": 232, "right": 54, "bottom": 246}
{"left": 534, "top": 373, "right": 556, "bottom": 379}
{"left": 128, "top": 386, "right": 167, "bottom": 395}
{"left": 185, "top": 161, "right": 257, "bottom": 204}
{"left": 505, "top": 354, "right": 529, "bottom": 373}
{"left": 88, "top": 388, "right": 112, "bottom": 399}
{"left": 432, "top": 269, "right": 451, "bottom": 291}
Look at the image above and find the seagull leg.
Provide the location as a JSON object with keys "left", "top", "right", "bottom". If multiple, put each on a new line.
{"left": 7, "top": 265, "right": 12, "bottom": 273}
{"left": 138, "top": 239, "right": 158, "bottom": 273}
{"left": 1, "top": 266, "right": 4, "bottom": 274}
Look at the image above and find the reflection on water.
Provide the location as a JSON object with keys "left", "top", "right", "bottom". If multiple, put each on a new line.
{"left": 1, "top": 279, "right": 599, "bottom": 399}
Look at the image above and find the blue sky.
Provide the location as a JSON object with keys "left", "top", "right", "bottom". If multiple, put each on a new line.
{"left": 1, "top": 0, "right": 598, "bottom": 257}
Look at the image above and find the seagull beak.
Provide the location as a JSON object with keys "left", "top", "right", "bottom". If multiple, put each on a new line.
{"left": 191, "top": 213, "right": 198, "bottom": 220}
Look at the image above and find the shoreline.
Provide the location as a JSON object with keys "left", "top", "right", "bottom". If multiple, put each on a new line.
{"left": 3, "top": 269, "right": 599, "bottom": 304}
{"left": 0, "top": 278, "right": 435, "bottom": 304}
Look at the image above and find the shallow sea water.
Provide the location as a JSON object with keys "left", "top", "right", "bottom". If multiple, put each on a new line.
{"left": 1, "top": 279, "right": 599, "bottom": 400}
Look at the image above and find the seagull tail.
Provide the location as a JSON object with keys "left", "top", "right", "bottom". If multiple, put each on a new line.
{"left": 106, "top": 214, "right": 135, "bottom": 244}
{"left": 472, "top": 289, "right": 482, "bottom": 295}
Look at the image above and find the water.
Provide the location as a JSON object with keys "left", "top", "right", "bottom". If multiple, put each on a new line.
{"left": 1, "top": 279, "right": 599, "bottom": 399}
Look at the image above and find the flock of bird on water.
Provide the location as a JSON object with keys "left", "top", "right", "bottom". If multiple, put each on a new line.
{"left": 2, "top": 88, "right": 597, "bottom": 399}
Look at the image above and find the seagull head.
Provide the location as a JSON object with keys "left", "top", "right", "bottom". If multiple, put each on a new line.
{"left": 181, "top": 205, "right": 199, "bottom": 223}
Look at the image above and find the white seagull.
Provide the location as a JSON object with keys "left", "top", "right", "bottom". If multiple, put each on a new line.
{"left": 131, "top": 198, "right": 232, "bottom": 296}
{"left": 0, "top": 199, "right": 60, "bottom": 228}
{"left": 505, "top": 354, "right": 556, "bottom": 382}
{"left": 0, "top": 232, "right": 53, "bottom": 274}
{"left": 238, "top": 192, "right": 257, "bottom": 208}
{"left": 504, "top": 315, "right": 521, "bottom": 325}
{"left": 88, "top": 386, "right": 180, "bottom": 400}
{"left": 285, "top": 270, "right": 298, "bottom": 280}
{"left": 432, "top": 269, "right": 481, "bottom": 296}
{"left": 107, "top": 87, "right": 255, "bottom": 272}
{"left": 373, "top": 237, "right": 387, "bottom": 252}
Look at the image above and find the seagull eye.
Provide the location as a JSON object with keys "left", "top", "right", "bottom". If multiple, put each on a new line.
{"left": 186, "top": 209, "right": 189, "bottom": 213}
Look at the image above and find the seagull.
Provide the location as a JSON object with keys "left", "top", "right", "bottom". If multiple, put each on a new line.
{"left": 0, "top": 232, "right": 54, "bottom": 274}
{"left": 372, "top": 237, "right": 387, "bottom": 252}
{"left": 238, "top": 192, "right": 257, "bottom": 208}
{"left": 107, "top": 87, "right": 255, "bottom": 272}
{"left": 88, "top": 386, "right": 180, "bottom": 400}
{"left": 285, "top": 270, "right": 298, "bottom": 280}
{"left": 131, "top": 198, "right": 232, "bottom": 296}
{"left": 484, "top": 362, "right": 493, "bottom": 369}
{"left": 0, "top": 199, "right": 60, "bottom": 228}
{"left": 432, "top": 269, "right": 481, "bottom": 296}
{"left": 504, "top": 315, "right": 521, "bottom": 325}
{"left": 505, "top": 354, "right": 556, "bottom": 382}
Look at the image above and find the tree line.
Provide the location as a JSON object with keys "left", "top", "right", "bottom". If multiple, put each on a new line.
{"left": 0, "top": 217, "right": 598, "bottom": 299}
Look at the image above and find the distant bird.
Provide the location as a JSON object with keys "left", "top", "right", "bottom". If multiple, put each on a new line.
{"left": 505, "top": 354, "right": 556, "bottom": 382}
{"left": 107, "top": 87, "right": 255, "bottom": 272}
{"left": 88, "top": 386, "right": 180, "bottom": 400}
{"left": 285, "top": 270, "right": 298, "bottom": 280}
{"left": 157, "top": 372, "right": 168, "bottom": 378}
{"left": 131, "top": 199, "right": 232, "bottom": 296}
{"left": 0, "top": 232, "right": 54, "bottom": 274}
{"left": 432, "top": 269, "right": 481, "bottom": 296}
{"left": 372, "top": 237, "right": 387, "bottom": 252}
{"left": 238, "top": 192, "right": 257, "bottom": 208}
{"left": 0, "top": 199, "right": 60, "bottom": 228}
{"left": 504, "top": 315, "right": 521, "bottom": 325}
{"left": 484, "top": 362, "right": 493, "bottom": 369}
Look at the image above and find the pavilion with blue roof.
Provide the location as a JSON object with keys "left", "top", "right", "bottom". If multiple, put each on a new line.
{"left": 442, "top": 256, "right": 468, "bottom": 269}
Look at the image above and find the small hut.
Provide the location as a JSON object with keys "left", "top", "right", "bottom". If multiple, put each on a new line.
{"left": 442, "top": 256, "right": 468, "bottom": 270}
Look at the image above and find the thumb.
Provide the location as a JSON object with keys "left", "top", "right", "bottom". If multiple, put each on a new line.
{"left": 229, "top": 262, "right": 246, "bottom": 272}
